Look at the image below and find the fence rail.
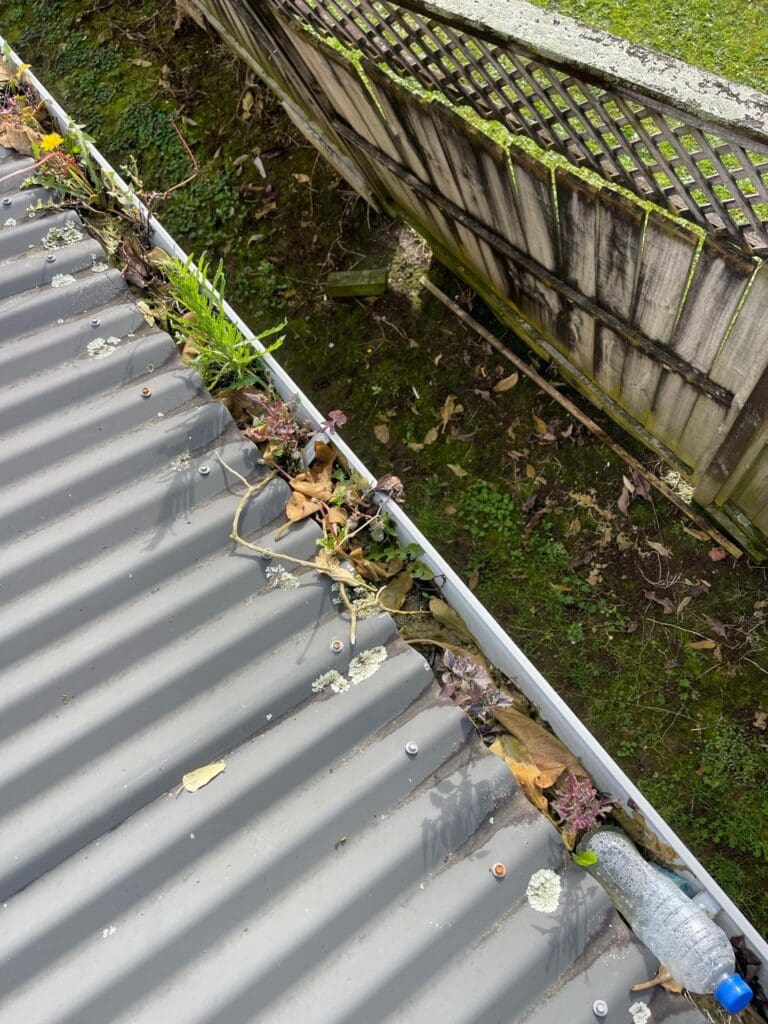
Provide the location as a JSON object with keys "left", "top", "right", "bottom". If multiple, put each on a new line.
{"left": 192, "top": 0, "right": 768, "bottom": 557}
{"left": 278, "top": 0, "right": 768, "bottom": 254}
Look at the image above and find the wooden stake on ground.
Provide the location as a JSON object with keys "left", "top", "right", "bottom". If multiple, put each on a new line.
{"left": 421, "top": 277, "right": 742, "bottom": 559}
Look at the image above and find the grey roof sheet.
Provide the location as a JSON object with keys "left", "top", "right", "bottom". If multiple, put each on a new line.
{"left": 0, "top": 146, "right": 703, "bottom": 1023}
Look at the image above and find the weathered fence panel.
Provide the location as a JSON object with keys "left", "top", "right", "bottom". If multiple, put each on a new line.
{"left": 189, "top": 0, "right": 768, "bottom": 556}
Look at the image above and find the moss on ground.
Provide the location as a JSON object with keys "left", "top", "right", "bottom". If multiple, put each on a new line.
{"left": 2, "top": 0, "right": 766, "bottom": 932}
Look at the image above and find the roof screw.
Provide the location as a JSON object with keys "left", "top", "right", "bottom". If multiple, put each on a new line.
{"left": 491, "top": 862, "right": 507, "bottom": 880}
{"left": 405, "top": 741, "right": 419, "bottom": 757}
{"left": 329, "top": 639, "right": 344, "bottom": 654}
{"left": 592, "top": 1000, "right": 608, "bottom": 1018}
{"left": 140, "top": 386, "right": 152, "bottom": 398}
{"left": 45, "top": 253, "right": 56, "bottom": 263}
{"left": 198, "top": 465, "right": 210, "bottom": 476}
{"left": 1, "top": 196, "right": 10, "bottom": 206}
{"left": 90, "top": 317, "right": 100, "bottom": 327}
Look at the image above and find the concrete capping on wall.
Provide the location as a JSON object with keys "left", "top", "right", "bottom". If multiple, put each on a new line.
{"left": 404, "top": 0, "right": 768, "bottom": 145}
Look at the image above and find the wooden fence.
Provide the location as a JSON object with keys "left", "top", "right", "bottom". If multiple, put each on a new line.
{"left": 188, "top": 0, "right": 768, "bottom": 556}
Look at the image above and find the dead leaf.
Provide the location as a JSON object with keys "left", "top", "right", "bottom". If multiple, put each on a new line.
{"left": 129, "top": 58, "right": 152, "bottom": 67}
{"left": 525, "top": 464, "right": 536, "bottom": 480}
{"left": 182, "top": 760, "right": 226, "bottom": 793}
{"left": 489, "top": 735, "right": 548, "bottom": 812}
{"left": 444, "top": 505, "right": 457, "bottom": 516}
{"left": 373, "top": 423, "right": 390, "bottom": 444}
{"left": 622, "top": 474, "right": 635, "bottom": 495}
{"left": 631, "top": 471, "right": 653, "bottom": 502}
{"left": 326, "top": 507, "right": 348, "bottom": 528}
{"left": 631, "top": 964, "right": 683, "bottom": 995}
{"left": 566, "top": 518, "right": 582, "bottom": 537}
{"left": 644, "top": 590, "right": 676, "bottom": 615}
{"left": 423, "top": 427, "right": 439, "bottom": 445}
{"left": 467, "top": 569, "right": 479, "bottom": 590}
{"left": 439, "top": 394, "right": 458, "bottom": 432}
{"left": 647, "top": 541, "right": 672, "bottom": 558}
{"left": 408, "top": 442, "right": 424, "bottom": 452}
{"left": 494, "top": 373, "right": 519, "bottom": 393}
{"left": 0, "top": 119, "right": 43, "bottom": 155}
{"left": 550, "top": 583, "right": 572, "bottom": 593}
{"left": 378, "top": 570, "right": 413, "bottom": 611}
{"left": 533, "top": 414, "right": 548, "bottom": 435}
{"left": 242, "top": 90, "right": 255, "bottom": 114}
{"left": 447, "top": 464, "right": 468, "bottom": 478}
{"left": 709, "top": 547, "right": 728, "bottom": 561}
{"left": 292, "top": 172, "right": 311, "bottom": 183}
{"left": 705, "top": 615, "right": 727, "bottom": 638}
{"left": 284, "top": 490, "right": 322, "bottom": 523}
{"left": 494, "top": 706, "right": 583, "bottom": 788}
{"left": 676, "top": 596, "right": 692, "bottom": 615}
{"left": 428, "top": 597, "right": 472, "bottom": 642}
{"left": 617, "top": 486, "right": 631, "bottom": 515}
{"left": 687, "top": 638, "right": 717, "bottom": 650}
{"left": 754, "top": 710, "right": 767, "bottom": 731}
{"left": 616, "top": 532, "right": 633, "bottom": 551}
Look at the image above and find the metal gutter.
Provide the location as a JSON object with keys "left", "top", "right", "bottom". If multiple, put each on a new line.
{"left": 1, "top": 32, "right": 765, "bottom": 978}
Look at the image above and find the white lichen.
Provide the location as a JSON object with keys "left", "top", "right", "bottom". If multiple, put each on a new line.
{"left": 86, "top": 336, "right": 120, "bottom": 359}
{"left": 348, "top": 645, "right": 387, "bottom": 684}
{"left": 3, "top": 217, "right": 16, "bottom": 228}
{"left": 265, "top": 564, "right": 300, "bottom": 590}
{"left": 629, "top": 1002, "right": 651, "bottom": 1024}
{"left": 312, "top": 669, "right": 349, "bottom": 694}
{"left": 170, "top": 452, "right": 191, "bottom": 472}
{"left": 50, "top": 273, "right": 76, "bottom": 288}
{"left": 42, "top": 222, "right": 83, "bottom": 250}
{"left": 526, "top": 868, "right": 562, "bottom": 914}
{"left": 91, "top": 260, "right": 109, "bottom": 273}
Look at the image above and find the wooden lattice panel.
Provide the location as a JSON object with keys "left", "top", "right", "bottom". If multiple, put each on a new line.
{"left": 278, "top": 0, "right": 768, "bottom": 252}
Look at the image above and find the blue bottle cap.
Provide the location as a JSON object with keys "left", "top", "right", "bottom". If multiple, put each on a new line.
{"left": 714, "top": 974, "right": 752, "bottom": 1013}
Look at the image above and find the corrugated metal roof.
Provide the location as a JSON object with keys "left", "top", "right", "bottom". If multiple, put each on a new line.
{"left": 0, "top": 145, "right": 705, "bottom": 1022}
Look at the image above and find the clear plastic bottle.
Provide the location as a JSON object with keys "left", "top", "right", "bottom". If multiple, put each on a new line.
{"left": 577, "top": 827, "right": 752, "bottom": 1014}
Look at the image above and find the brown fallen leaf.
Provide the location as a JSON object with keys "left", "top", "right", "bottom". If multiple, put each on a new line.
{"left": 647, "top": 540, "right": 672, "bottom": 557}
{"left": 423, "top": 426, "right": 439, "bottom": 445}
{"left": 754, "top": 710, "right": 767, "bottom": 731}
{"left": 644, "top": 590, "right": 676, "bottom": 615}
{"left": 494, "top": 373, "right": 519, "bottom": 393}
{"left": 447, "top": 464, "right": 469, "bottom": 478}
{"left": 705, "top": 615, "right": 728, "bottom": 638}
{"left": 631, "top": 963, "right": 683, "bottom": 995}
{"left": 467, "top": 569, "right": 479, "bottom": 591}
{"left": 525, "top": 464, "right": 536, "bottom": 480}
{"left": 489, "top": 734, "right": 548, "bottom": 812}
{"left": 429, "top": 597, "right": 473, "bottom": 642}
{"left": 378, "top": 570, "right": 413, "bottom": 611}
{"left": 374, "top": 423, "right": 390, "bottom": 444}
{"left": 182, "top": 760, "right": 226, "bottom": 793}
{"left": 494, "top": 706, "right": 584, "bottom": 788}
{"left": 439, "top": 394, "right": 459, "bottom": 432}
{"left": 283, "top": 490, "right": 322, "bottom": 524}
{"left": 0, "top": 119, "right": 43, "bottom": 155}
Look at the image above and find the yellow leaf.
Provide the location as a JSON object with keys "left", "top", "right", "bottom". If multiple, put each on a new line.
{"left": 494, "top": 373, "right": 519, "bottom": 393}
{"left": 423, "top": 427, "right": 439, "bottom": 445}
{"left": 374, "top": 423, "right": 390, "bottom": 444}
{"left": 182, "top": 760, "right": 226, "bottom": 793}
{"left": 687, "top": 638, "right": 716, "bottom": 650}
{"left": 447, "top": 463, "right": 468, "bottom": 478}
{"left": 439, "top": 394, "right": 458, "bottom": 431}
{"left": 494, "top": 706, "right": 583, "bottom": 788}
{"left": 428, "top": 597, "right": 472, "bottom": 641}
{"left": 525, "top": 464, "right": 536, "bottom": 480}
{"left": 533, "top": 414, "right": 548, "bottom": 434}
{"left": 490, "top": 735, "right": 548, "bottom": 812}
{"left": 378, "top": 570, "right": 413, "bottom": 611}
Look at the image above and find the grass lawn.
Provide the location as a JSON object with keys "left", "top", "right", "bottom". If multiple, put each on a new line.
{"left": 529, "top": 0, "right": 768, "bottom": 94}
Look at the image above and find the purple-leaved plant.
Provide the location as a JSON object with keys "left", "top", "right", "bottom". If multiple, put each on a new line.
{"left": 551, "top": 771, "right": 612, "bottom": 836}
